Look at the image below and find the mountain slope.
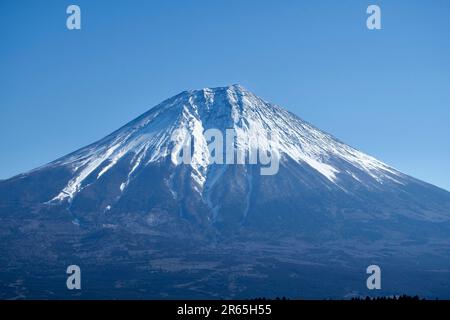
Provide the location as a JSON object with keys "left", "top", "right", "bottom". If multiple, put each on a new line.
{"left": 1, "top": 84, "right": 450, "bottom": 299}
{"left": 2, "top": 84, "right": 449, "bottom": 224}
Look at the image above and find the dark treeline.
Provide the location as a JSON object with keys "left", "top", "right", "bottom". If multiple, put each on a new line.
{"left": 248, "top": 295, "right": 428, "bottom": 301}
{"left": 351, "top": 295, "right": 427, "bottom": 301}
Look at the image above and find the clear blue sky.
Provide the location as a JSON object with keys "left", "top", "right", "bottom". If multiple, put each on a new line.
{"left": 1, "top": 0, "right": 449, "bottom": 190}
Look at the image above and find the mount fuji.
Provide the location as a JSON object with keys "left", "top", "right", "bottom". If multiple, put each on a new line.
{"left": 1, "top": 84, "right": 450, "bottom": 299}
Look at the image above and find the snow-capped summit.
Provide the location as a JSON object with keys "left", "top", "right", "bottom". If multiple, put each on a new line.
{"left": 43, "top": 85, "right": 405, "bottom": 205}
